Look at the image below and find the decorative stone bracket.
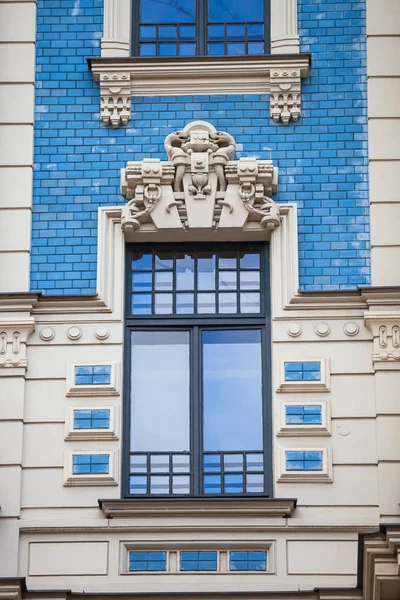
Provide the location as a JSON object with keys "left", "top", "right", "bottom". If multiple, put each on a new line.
{"left": 89, "top": 55, "right": 311, "bottom": 128}
{"left": 0, "top": 317, "right": 35, "bottom": 374}
{"left": 120, "top": 121, "right": 280, "bottom": 236}
{"left": 364, "top": 313, "right": 400, "bottom": 369}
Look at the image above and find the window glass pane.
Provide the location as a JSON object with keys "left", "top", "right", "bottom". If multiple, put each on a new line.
{"left": 180, "top": 25, "right": 196, "bottom": 40}
{"left": 132, "top": 271, "right": 152, "bottom": 292}
{"left": 140, "top": 25, "right": 157, "bottom": 40}
{"left": 208, "top": 24, "right": 225, "bottom": 40}
{"left": 227, "top": 42, "right": 245, "bottom": 55}
{"left": 197, "top": 253, "right": 216, "bottom": 290}
{"left": 179, "top": 43, "right": 196, "bottom": 56}
{"left": 159, "top": 43, "right": 177, "bottom": 56}
{"left": 159, "top": 25, "right": 176, "bottom": 40}
{"left": 154, "top": 293, "right": 173, "bottom": 314}
{"left": 141, "top": 0, "right": 195, "bottom": 23}
{"left": 140, "top": 43, "right": 157, "bottom": 56}
{"left": 247, "top": 23, "right": 264, "bottom": 39}
{"left": 219, "top": 292, "right": 237, "bottom": 313}
{"left": 208, "top": 42, "right": 225, "bottom": 55}
{"left": 208, "top": 0, "right": 263, "bottom": 22}
{"left": 202, "top": 330, "right": 263, "bottom": 451}
{"left": 130, "top": 331, "right": 190, "bottom": 452}
{"left": 176, "top": 253, "right": 195, "bottom": 290}
{"left": 132, "top": 293, "right": 152, "bottom": 315}
{"left": 227, "top": 24, "right": 245, "bottom": 40}
{"left": 248, "top": 41, "right": 264, "bottom": 54}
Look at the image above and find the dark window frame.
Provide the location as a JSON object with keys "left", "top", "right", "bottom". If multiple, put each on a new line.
{"left": 122, "top": 242, "right": 273, "bottom": 499}
{"left": 131, "top": 0, "right": 271, "bottom": 57}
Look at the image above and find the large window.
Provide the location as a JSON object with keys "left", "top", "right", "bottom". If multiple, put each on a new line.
{"left": 123, "top": 244, "right": 272, "bottom": 498}
{"left": 132, "top": 0, "right": 270, "bottom": 57}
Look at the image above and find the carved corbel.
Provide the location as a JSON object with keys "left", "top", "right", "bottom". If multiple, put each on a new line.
{"left": 270, "top": 68, "right": 301, "bottom": 125}
{"left": 364, "top": 313, "right": 400, "bottom": 368}
{"left": 99, "top": 72, "right": 131, "bottom": 128}
{"left": 0, "top": 318, "right": 35, "bottom": 374}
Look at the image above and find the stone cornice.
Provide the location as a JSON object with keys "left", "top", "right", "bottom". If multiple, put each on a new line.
{"left": 98, "top": 497, "right": 297, "bottom": 519}
{"left": 88, "top": 54, "right": 311, "bottom": 127}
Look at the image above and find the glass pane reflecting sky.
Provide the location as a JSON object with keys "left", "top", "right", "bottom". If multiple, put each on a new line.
{"left": 131, "top": 331, "right": 190, "bottom": 451}
{"left": 141, "top": 0, "right": 195, "bottom": 23}
{"left": 202, "top": 329, "right": 263, "bottom": 451}
{"left": 208, "top": 0, "right": 263, "bottom": 22}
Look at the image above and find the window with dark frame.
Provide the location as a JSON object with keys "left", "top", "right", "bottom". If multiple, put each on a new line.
{"left": 132, "top": 0, "right": 270, "bottom": 57}
{"left": 124, "top": 243, "right": 272, "bottom": 499}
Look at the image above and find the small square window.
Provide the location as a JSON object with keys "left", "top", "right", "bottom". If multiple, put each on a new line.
{"left": 67, "top": 363, "right": 119, "bottom": 397}
{"left": 72, "top": 454, "right": 110, "bottom": 475}
{"left": 75, "top": 365, "right": 111, "bottom": 386}
{"left": 285, "top": 450, "right": 323, "bottom": 471}
{"left": 277, "top": 358, "right": 330, "bottom": 393}
{"left": 73, "top": 409, "right": 110, "bottom": 429}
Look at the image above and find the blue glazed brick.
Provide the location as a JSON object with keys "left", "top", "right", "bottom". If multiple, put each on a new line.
{"left": 31, "top": 0, "right": 370, "bottom": 294}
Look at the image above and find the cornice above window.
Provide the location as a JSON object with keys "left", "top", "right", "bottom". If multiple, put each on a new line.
{"left": 98, "top": 497, "right": 297, "bottom": 519}
{"left": 88, "top": 54, "right": 311, "bottom": 128}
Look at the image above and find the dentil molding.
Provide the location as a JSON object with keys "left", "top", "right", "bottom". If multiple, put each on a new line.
{"left": 89, "top": 55, "right": 311, "bottom": 128}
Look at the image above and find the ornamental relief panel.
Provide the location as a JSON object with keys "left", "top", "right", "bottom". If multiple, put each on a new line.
{"left": 120, "top": 121, "right": 280, "bottom": 235}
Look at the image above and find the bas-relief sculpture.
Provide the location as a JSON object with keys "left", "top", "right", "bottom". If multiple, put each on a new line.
{"left": 120, "top": 121, "right": 280, "bottom": 234}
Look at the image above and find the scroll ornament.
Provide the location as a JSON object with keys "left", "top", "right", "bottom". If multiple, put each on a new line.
{"left": 121, "top": 121, "right": 280, "bottom": 234}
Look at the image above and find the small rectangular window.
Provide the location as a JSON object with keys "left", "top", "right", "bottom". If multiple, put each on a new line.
{"left": 285, "top": 451, "right": 323, "bottom": 471}
{"left": 73, "top": 409, "right": 111, "bottom": 429}
{"left": 75, "top": 365, "right": 111, "bottom": 385}
{"left": 285, "top": 405, "right": 322, "bottom": 425}
{"left": 129, "top": 551, "right": 167, "bottom": 572}
{"left": 284, "top": 362, "right": 321, "bottom": 382}
{"left": 229, "top": 551, "right": 267, "bottom": 571}
{"left": 72, "top": 454, "right": 109, "bottom": 475}
{"left": 180, "top": 551, "right": 217, "bottom": 571}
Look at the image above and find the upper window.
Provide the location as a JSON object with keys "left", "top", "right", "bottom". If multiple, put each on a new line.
{"left": 124, "top": 243, "right": 271, "bottom": 498}
{"left": 132, "top": 0, "right": 270, "bottom": 57}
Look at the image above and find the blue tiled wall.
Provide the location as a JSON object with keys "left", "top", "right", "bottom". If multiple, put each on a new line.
{"left": 32, "top": 0, "right": 369, "bottom": 294}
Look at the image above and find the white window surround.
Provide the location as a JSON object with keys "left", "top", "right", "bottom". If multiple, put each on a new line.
{"left": 102, "top": 0, "right": 299, "bottom": 57}
{"left": 275, "top": 357, "right": 331, "bottom": 394}
{"left": 66, "top": 361, "right": 119, "bottom": 397}
{"left": 276, "top": 447, "right": 333, "bottom": 484}
{"left": 63, "top": 450, "right": 118, "bottom": 487}
{"left": 277, "top": 401, "right": 331, "bottom": 437}
{"left": 65, "top": 405, "right": 119, "bottom": 441}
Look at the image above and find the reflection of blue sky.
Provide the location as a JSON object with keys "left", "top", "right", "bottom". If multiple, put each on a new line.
{"left": 141, "top": 0, "right": 195, "bottom": 22}
{"left": 208, "top": 0, "right": 263, "bottom": 22}
{"left": 131, "top": 332, "right": 190, "bottom": 452}
{"left": 203, "top": 330, "right": 263, "bottom": 451}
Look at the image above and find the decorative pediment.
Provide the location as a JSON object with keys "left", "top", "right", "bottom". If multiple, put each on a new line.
{"left": 120, "top": 121, "right": 280, "bottom": 237}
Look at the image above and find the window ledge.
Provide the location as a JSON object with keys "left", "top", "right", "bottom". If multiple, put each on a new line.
{"left": 88, "top": 54, "right": 311, "bottom": 128}
{"left": 98, "top": 497, "right": 297, "bottom": 519}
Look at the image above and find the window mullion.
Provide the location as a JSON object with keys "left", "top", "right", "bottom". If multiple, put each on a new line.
{"left": 197, "top": 0, "right": 207, "bottom": 56}
{"left": 191, "top": 326, "right": 201, "bottom": 495}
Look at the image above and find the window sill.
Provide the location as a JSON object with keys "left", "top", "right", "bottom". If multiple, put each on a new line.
{"left": 98, "top": 497, "right": 297, "bottom": 519}
{"left": 88, "top": 54, "right": 311, "bottom": 128}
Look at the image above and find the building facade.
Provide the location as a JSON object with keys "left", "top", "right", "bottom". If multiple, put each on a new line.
{"left": 0, "top": 1, "right": 400, "bottom": 599}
